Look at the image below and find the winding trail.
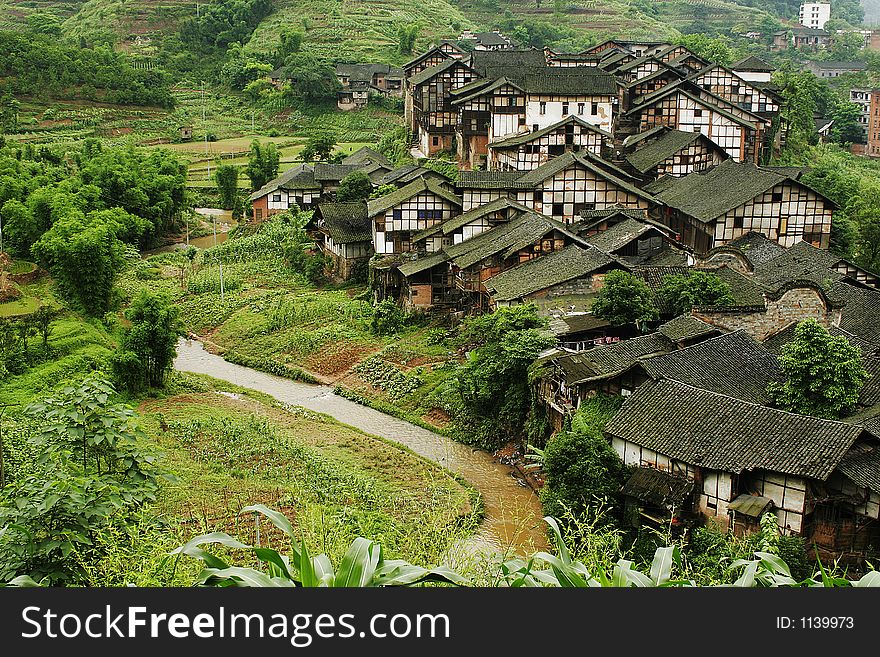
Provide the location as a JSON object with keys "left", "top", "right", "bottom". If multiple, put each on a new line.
{"left": 173, "top": 339, "right": 548, "bottom": 555}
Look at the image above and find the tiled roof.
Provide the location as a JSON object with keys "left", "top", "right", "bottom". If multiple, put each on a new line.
{"left": 639, "top": 330, "right": 784, "bottom": 405}
{"left": 314, "top": 164, "right": 361, "bottom": 182}
{"left": 457, "top": 170, "right": 528, "bottom": 189}
{"left": 604, "top": 379, "right": 865, "bottom": 480}
{"left": 408, "top": 58, "right": 462, "bottom": 86}
{"left": 247, "top": 164, "right": 319, "bottom": 200}
{"left": 625, "top": 129, "right": 709, "bottom": 174}
{"left": 581, "top": 217, "right": 669, "bottom": 253}
{"left": 518, "top": 68, "right": 618, "bottom": 95}
{"left": 553, "top": 332, "right": 675, "bottom": 385}
{"left": 732, "top": 55, "right": 775, "bottom": 72}
{"left": 377, "top": 165, "right": 449, "bottom": 187}
{"left": 336, "top": 63, "right": 403, "bottom": 81}
{"left": 487, "top": 116, "right": 611, "bottom": 149}
{"left": 762, "top": 321, "right": 878, "bottom": 357}
{"left": 860, "top": 356, "right": 880, "bottom": 407}
{"left": 549, "top": 313, "right": 611, "bottom": 336}
{"left": 711, "top": 265, "right": 768, "bottom": 307}
{"left": 432, "top": 197, "right": 532, "bottom": 237}
{"left": 621, "top": 467, "right": 695, "bottom": 507}
{"left": 342, "top": 147, "right": 391, "bottom": 168}
{"left": 657, "top": 314, "right": 719, "bottom": 343}
{"left": 366, "top": 177, "right": 461, "bottom": 217}
{"left": 443, "top": 211, "right": 576, "bottom": 269}
{"left": 467, "top": 49, "right": 548, "bottom": 77}
{"left": 316, "top": 201, "right": 371, "bottom": 244}
{"left": 837, "top": 442, "right": 880, "bottom": 494}
{"left": 398, "top": 251, "right": 450, "bottom": 277}
{"left": 724, "top": 231, "right": 787, "bottom": 267}
{"left": 751, "top": 241, "right": 847, "bottom": 292}
{"left": 451, "top": 77, "right": 524, "bottom": 105}
{"left": 652, "top": 160, "right": 790, "bottom": 224}
{"left": 484, "top": 244, "right": 620, "bottom": 302}
{"left": 832, "top": 282, "right": 880, "bottom": 347}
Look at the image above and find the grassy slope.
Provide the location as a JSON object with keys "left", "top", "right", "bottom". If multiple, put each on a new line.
{"left": 0, "top": 261, "right": 478, "bottom": 576}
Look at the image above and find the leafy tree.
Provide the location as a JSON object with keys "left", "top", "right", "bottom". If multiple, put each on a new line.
{"left": 371, "top": 299, "right": 406, "bottom": 335}
{"left": 0, "top": 199, "right": 38, "bottom": 257}
{"left": 448, "top": 304, "right": 556, "bottom": 448}
{"left": 245, "top": 140, "right": 280, "bottom": 191}
{"left": 370, "top": 183, "right": 398, "bottom": 199}
{"left": 282, "top": 53, "right": 340, "bottom": 103}
{"left": 677, "top": 34, "right": 733, "bottom": 66}
{"left": 396, "top": 23, "right": 420, "bottom": 55}
{"left": 591, "top": 270, "right": 658, "bottom": 328}
{"left": 540, "top": 399, "right": 628, "bottom": 521}
{"left": 0, "top": 95, "right": 19, "bottom": 134}
{"left": 301, "top": 133, "right": 336, "bottom": 162}
{"left": 774, "top": 65, "right": 834, "bottom": 152}
{"left": 26, "top": 13, "right": 62, "bottom": 37}
{"left": 180, "top": 0, "right": 273, "bottom": 51}
{"left": 279, "top": 29, "right": 304, "bottom": 59}
{"left": 214, "top": 164, "right": 239, "bottom": 210}
{"left": 830, "top": 99, "right": 867, "bottom": 145}
{"left": 112, "top": 291, "right": 182, "bottom": 392}
{"left": 220, "top": 45, "right": 273, "bottom": 90}
{"left": 656, "top": 271, "right": 734, "bottom": 315}
{"left": 30, "top": 304, "right": 57, "bottom": 352}
{"left": 767, "top": 319, "right": 869, "bottom": 419}
{"left": 828, "top": 31, "right": 865, "bottom": 61}
{"left": 31, "top": 212, "right": 126, "bottom": 316}
{"left": 336, "top": 170, "right": 372, "bottom": 201}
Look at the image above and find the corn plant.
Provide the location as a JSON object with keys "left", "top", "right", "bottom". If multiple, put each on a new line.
{"left": 170, "top": 505, "right": 469, "bottom": 587}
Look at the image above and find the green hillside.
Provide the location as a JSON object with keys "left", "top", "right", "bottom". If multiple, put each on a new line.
{"left": 1, "top": 0, "right": 779, "bottom": 61}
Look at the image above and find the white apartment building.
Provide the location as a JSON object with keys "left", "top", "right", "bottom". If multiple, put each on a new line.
{"left": 799, "top": 2, "right": 832, "bottom": 30}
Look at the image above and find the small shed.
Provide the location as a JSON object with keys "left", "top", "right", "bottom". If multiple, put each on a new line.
{"left": 621, "top": 466, "right": 696, "bottom": 529}
{"left": 179, "top": 125, "right": 193, "bottom": 141}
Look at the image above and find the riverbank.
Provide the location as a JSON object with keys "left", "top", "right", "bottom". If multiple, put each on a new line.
{"left": 174, "top": 338, "right": 548, "bottom": 554}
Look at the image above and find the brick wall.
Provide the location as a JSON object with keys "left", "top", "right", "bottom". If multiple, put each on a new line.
{"left": 693, "top": 286, "right": 834, "bottom": 340}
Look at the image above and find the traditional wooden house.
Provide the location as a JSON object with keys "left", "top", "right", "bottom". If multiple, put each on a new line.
{"left": 576, "top": 215, "right": 687, "bottom": 265}
{"left": 457, "top": 30, "right": 517, "bottom": 51}
{"left": 402, "top": 45, "right": 457, "bottom": 79}
{"left": 337, "top": 80, "right": 371, "bottom": 111}
{"left": 583, "top": 40, "right": 670, "bottom": 58}
{"left": 544, "top": 49, "right": 603, "bottom": 68}
{"left": 376, "top": 164, "right": 453, "bottom": 190}
{"left": 604, "top": 379, "right": 880, "bottom": 555}
{"left": 248, "top": 165, "right": 321, "bottom": 220}
{"left": 536, "top": 332, "right": 676, "bottom": 427}
{"left": 623, "top": 126, "right": 728, "bottom": 179}
{"left": 624, "top": 80, "right": 770, "bottom": 163}
{"left": 731, "top": 56, "right": 775, "bottom": 84}
{"left": 367, "top": 177, "right": 462, "bottom": 255}
{"left": 687, "top": 63, "right": 780, "bottom": 118}
{"left": 406, "top": 58, "right": 479, "bottom": 156}
{"left": 483, "top": 244, "right": 626, "bottom": 308}
{"left": 340, "top": 147, "right": 393, "bottom": 181}
{"left": 648, "top": 160, "right": 835, "bottom": 253}
{"left": 624, "top": 66, "right": 687, "bottom": 100}
{"left": 313, "top": 201, "right": 373, "bottom": 279}
{"left": 486, "top": 116, "right": 612, "bottom": 171}
{"left": 634, "top": 329, "right": 784, "bottom": 405}
{"left": 336, "top": 63, "right": 404, "bottom": 96}
{"left": 449, "top": 66, "right": 618, "bottom": 168}
{"left": 410, "top": 197, "right": 532, "bottom": 252}
{"left": 457, "top": 151, "right": 655, "bottom": 224}
{"left": 549, "top": 313, "right": 614, "bottom": 351}
{"left": 441, "top": 210, "right": 588, "bottom": 312}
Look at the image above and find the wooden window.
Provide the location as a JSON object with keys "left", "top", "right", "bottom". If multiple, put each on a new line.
{"left": 272, "top": 193, "right": 282, "bottom": 202}
{"left": 376, "top": 220, "right": 385, "bottom": 232}
{"left": 734, "top": 215, "right": 743, "bottom": 229}
{"left": 771, "top": 191, "right": 783, "bottom": 202}
{"left": 533, "top": 123, "right": 539, "bottom": 131}
{"left": 562, "top": 102, "right": 569, "bottom": 116}
{"left": 552, "top": 203, "right": 564, "bottom": 215}
{"left": 591, "top": 103, "right": 598, "bottom": 115}
{"left": 778, "top": 216, "right": 788, "bottom": 235}
{"left": 393, "top": 209, "right": 402, "bottom": 221}
{"left": 255, "top": 209, "right": 263, "bottom": 220}
{"left": 548, "top": 144, "right": 564, "bottom": 155}
{"left": 693, "top": 109, "right": 703, "bottom": 117}
{"left": 540, "top": 102, "right": 547, "bottom": 115}
{"left": 508, "top": 96, "right": 516, "bottom": 107}
{"left": 432, "top": 136, "right": 440, "bottom": 146}
{"left": 578, "top": 103, "right": 585, "bottom": 115}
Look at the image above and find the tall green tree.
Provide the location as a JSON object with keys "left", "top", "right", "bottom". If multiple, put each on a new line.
{"left": 830, "top": 99, "right": 866, "bottom": 145}
{"left": 767, "top": 319, "right": 869, "bottom": 419}
{"left": 112, "top": 291, "right": 182, "bottom": 392}
{"left": 396, "top": 23, "right": 420, "bottom": 55}
{"left": 282, "top": 53, "right": 340, "bottom": 103}
{"left": 656, "top": 271, "right": 734, "bottom": 316}
{"left": 301, "top": 133, "right": 336, "bottom": 162}
{"left": 448, "top": 304, "right": 555, "bottom": 449}
{"left": 245, "top": 140, "right": 280, "bottom": 191}
{"left": 336, "top": 170, "right": 372, "bottom": 201}
{"left": 591, "top": 270, "right": 658, "bottom": 328}
{"left": 214, "top": 164, "right": 239, "bottom": 210}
